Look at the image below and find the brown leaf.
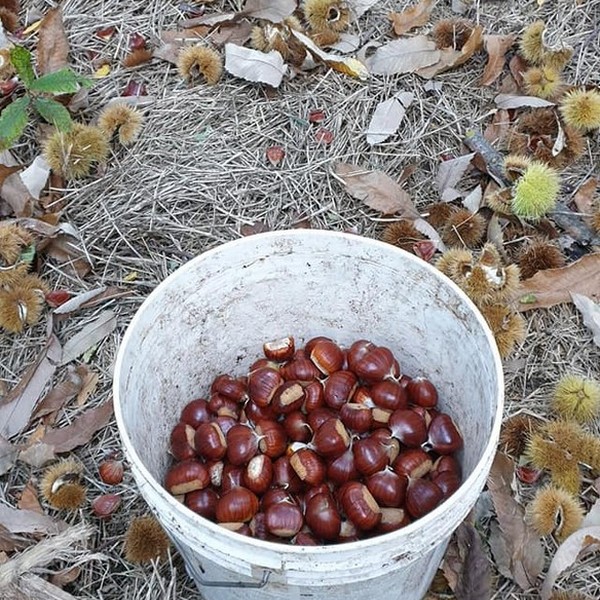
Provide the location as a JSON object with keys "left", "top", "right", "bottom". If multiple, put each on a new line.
{"left": 389, "top": 0, "right": 437, "bottom": 36}
{"left": 571, "top": 293, "right": 600, "bottom": 348}
{"left": 243, "top": 0, "right": 296, "bottom": 22}
{"left": 487, "top": 452, "right": 545, "bottom": 589}
{"left": 52, "top": 286, "right": 131, "bottom": 315}
{"left": 0, "top": 503, "right": 64, "bottom": 536}
{"left": 40, "top": 399, "right": 114, "bottom": 453}
{"left": 241, "top": 221, "right": 270, "bottom": 236}
{"left": 494, "top": 94, "right": 555, "bottom": 109}
{"left": 436, "top": 153, "right": 476, "bottom": 201}
{"left": 416, "top": 25, "right": 484, "bottom": 78}
{"left": 50, "top": 566, "right": 81, "bottom": 589}
{"left": 41, "top": 232, "right": 92, "bottom": 278}
{"left": 1, "top": 168, "right": 35, "bottom": 217}
{"left": 17, "top": 480, "right": 43, "bottom": 514}
{"left": 452, "top": 522, "right": 492, "bottom": 600}
{"left": 335, "top": 162, "right": 419, "bottom": 217}
{"left": 59, "top": 311, "right": 117, "bottom": 366}
{"left": 37, "top": 7, "right": 69, "bottom": 74}
{"left": 508, "top": 54, "right": 527, "bottom": 89}
{"left": 0, "top": 333, "right": 62, "bottom": 440}
{"left": 483, "top": 109, "right": 511, "bottom": 145}
{"left": 0, "top": 436, "right": 20, "bottom": 475}
{"left": 572, "top": 177, "right": 597, "bottom": 215}
{"left": 541, "top": 526, "right": 600, "bottom": 600}
{"left": 518, "top": 253, "right": 600, "bottom": 311}
{"left": 366, "top": 35, "right": 440, "bottom": 75}
{"left": 18, "top": 442, "right": 57, "bottom": 468}
{"left": 76, "top": 369, "right": 99, "bottom": 407}
{"left": 481, "top": 34, "right": 517, "bottom": 86}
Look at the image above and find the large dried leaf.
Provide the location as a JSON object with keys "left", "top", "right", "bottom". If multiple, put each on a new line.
{"left": 494, "top": 94, "right": 555, "bottom": 109}
{"left": 335, "top": 163, "right": 419, "bottom": 217}
{"left": 365, "top": 91, "right": 414, "bottom": 145}
{"left": 0, "top": 436, "right": 19, "bottom": 475}
{"left": 1, "top": 167, "right": 35, "bottom": 217}
{"left": 59, "top": 311, "right": 117, "bottom": 366}
{"left": 481, "top": 34, "right": 517, "bottom": 86}
{"left": 243, "top": 0, "right": 296, "bottom": 22}
{"left": 41, "top": 230, "right": 92, "bottom": 278}
{"left": 20, "top": 156, "right": 50, "bottom": 200}
{"left": 416, "top": 25, "right": 484, "bottom": 79}
{"left": 436, "top": 153, "right": 476, "bottom": 201}
{"left": 366, "top": 35, "right": 440, "bottom": 75}
{"left": 452, "top": 522, "right": 492, "bottom": 600}
{"left": 541, "top": 526, "right": 600, "bottom": 600}
{"left": 487, "top": 452, "right": 545, "bottom": 589}
{"left": 572, "top": 177, "right": 597, "bottom": 215}
{"left": 291, "top": 30, "right": 368, "bottom": 80}
{"left": 53, "top": 286, "right": 130, "bottom": 315}
{"left": 389, "top": 0, "right": 437, "bottom": 36}
{"left": 17, "top": 481, "right": 43, "bottom": 514}
{"left": 40, "top": 399, "right": 114, "bottom": 453}
{"left": 0, "top": 504, "right": 64, "bottom": 536}
{"left": 224, "top": 44, "right": 287, "bottom": 87}
{"left": 348, "top": 0, "right": 381, "bottom": 19}
{"left": 37, "top": 7, "right": 69, "bottom": 74}
{"left": 18, "top": 442, "right": 57, "bottom": 468}
{"left": 518, "top": 253, "right": 600, "bottom": 311}
{"left": 0, "top": 333, "right": 62, "bottom": 440}
{"left": 571, "top": 293, "right": 600, "bottom": 348}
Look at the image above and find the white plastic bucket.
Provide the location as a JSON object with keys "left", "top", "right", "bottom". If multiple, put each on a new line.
{"left": 113, "top": 230, "right": 503, "bottom": 600}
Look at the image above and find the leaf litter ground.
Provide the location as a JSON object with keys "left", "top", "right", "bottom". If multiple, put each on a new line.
{"left": 1, "top": 0, "right": 600, "bottom": 598}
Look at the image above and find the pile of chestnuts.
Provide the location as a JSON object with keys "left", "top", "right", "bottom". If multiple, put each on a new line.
{"left": 164, "top": 336, "right": 464, "bottom": 545}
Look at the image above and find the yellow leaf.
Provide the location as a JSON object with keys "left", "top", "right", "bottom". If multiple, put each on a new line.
{"left": 123, "top": 271, "right": 138, "bottom": 282}
{"left": 93, "top": 64, "right": 111, "bottom": 78}
{"left": 23, "top": 20, "right": 42, "bottom": 35}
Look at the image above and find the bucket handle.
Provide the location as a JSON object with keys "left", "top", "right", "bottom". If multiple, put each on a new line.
{"left": 196, "top": 569, "right": 271, "bottom": 588}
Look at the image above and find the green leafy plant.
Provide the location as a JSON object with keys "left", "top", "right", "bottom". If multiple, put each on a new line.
{"left": 0, "top": 46, "right": 93, "bottom": 149}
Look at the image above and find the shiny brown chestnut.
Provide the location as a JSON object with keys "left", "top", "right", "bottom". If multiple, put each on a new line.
{"left": 312, "top": 418, "right": 350, "bottom": 458}
{"left": 250, "top": 511, "right": 270, "bottom": 540}
{"left": 303, "top": 380, "right": 324, "bottom": 412}
{"left": 407, "top": 376, "right": 438, "bottom": 408}
{"left": 370, "top": 380, "right": 408, "bottom": 411}
{"left": 211, "top": 374, "right": 247, "bottom": 402}
{"left": 208, "top": 393, "right": 239, "bottom": 419}
{"left": 194, "top": 421, "right": 227, "bottom": 461}
{"left": 219, "top": 522, "right": 252, "bottom": 536}
{"left": 305, "top": 492, "right": 342, "bottom": 541}
{"left": 346, "top": 339, "right": 375, "bottom": 373}
{"left": 221, "top": 464, "right": 244, "bottom": 493}
{"left": 352, "top": 346, "right": 398, "bottom": 383}
{"left": 170, "top": 422, "right": 196, "bottom": 461}
{"left": 243, "top": 454, "right": 273, "bottom": 494}
{"left": 353, "top": 437, "right": 388, "bottom": 476}
{"left": 165, "top": 460, "right": 209, "bottom": 495}
{"left": 376, "top": 508, "right": 411, "bottom": 534}
{"left": 304, "top": 336, "right": 333, "bottom": 356}
{"left": 263, "top": 336, "right": 295, "bottom": 362}
{"left": 388, "top": 409, "right": 428, "bottom": 447}
{"left": 185, "top": 488, "right": 219, "bottom": 520}
{"left": 244, "top": 401, "right": 276, "bottom": 423}
{"left": 405, "top": 478, "right": 443, "bottom": 519}
{"left": 327, "top": 448, "right": 359, "bottom": 485}
{"left": 426, "top": 413, "right": 464, "bottom": 454}
{"left": 370, "top": 428, "right": 400, "bottom": 463}
{"left": 353, "top": 386, "right": 375, "bottom": 407}
{"left": 271, "top": 381, "right": 306, "bottom": 414}
{"left": 256, "top": 419, "right": 287, "bottom": 458}
{"left": 272, "top": 456, "right": 304, "bottom": 493}
{"left": 207, "top": 460, "right": 224, "bottom": 487}
{"left": 339, "top": 481, "right": 381, "bottom": 531}
{"left": 261, "top": 488, "right": 295, "bottom": 510}
{"left": 392, "top": 448, "right": 433, "bottom": 480}
{"left": 281, "top": 357, "right": 321, "bottom": 382}
{"left": 180, "top": 398, "right": 211, "bottom": 428}
{"left": 289, "top": 447, "right": 326, "bottom": 486}
{"left": 214, "top": 415, "right": 237, "bottom": 436}
{"left": 216, "top": 487, "right": 259, "bottom": 523}
{"left": 265, "top": 501, "right": 304, "bottom": 538}
{"left": 431, "top": 455, "right": 462, "bottom": 480}
{"left": 306, "top": 407, "right": 337, "bottom": 432}
{"left": 339, "top": 403, "right": 373, "bottom": 433}
{"left": 366, "top": 468, "right": 407, "bottom": 508}
{"left": 431, "top": 471, "right": 461, "bottom": 499}
{"left": 310, "top": 340, "right": 345, "bottom": 375}
{"left": 371, "top": 407, "right": 393, "bottom": 429}
{"left": 226, "top": 424, "right": 259, "bottom": 466}
{"left": 283, "top": 411, "right": 312, "bottom": 443}
{"left": 293, "top": 531, "right": 320, "bottom": 545}
{"left": 323, "top": 371, "right": 358, "bottom": 410}
{"left": 248, "top": 367, "right": 284, "bottom": 407}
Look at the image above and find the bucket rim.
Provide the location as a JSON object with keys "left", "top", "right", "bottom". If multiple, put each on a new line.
{"left": 113, "top": 229, "right": 505, "bottom": 555}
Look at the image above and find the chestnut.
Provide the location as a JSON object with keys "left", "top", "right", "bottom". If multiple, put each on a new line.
{"left": 207, "top": 460, "right": 224, "bottom": 487}
{"left": 371, "top": 407, "right": 393, "bottom": 429}
{"left": 405, "top": 478, "right": 443, "bottom": 519}
{"left": 431, "top": 455, "right": 462, "bottom": 480}
{"left": 307, "top": 407, "right": 337, "bottom": 432}
{"left": 226, "top": 424, "right": 259, "bottom": 465}
{"left": 309, "top": 339, "right": 345, "bottom": 375}
{"left": 195, "top": 421, "right": 227, "bottom": 461}
{"left": 263, "top": 336, "right": 295, "bottom": 362}
{"left": 216, "top": 487, "right": 259, "bottom": 523}
{"left": 353, "top": 437, "right": 388, "bottom": 476}
{"left": 244, "top": 401, "right": 276, "bottom": 423}
{"left": 243, "top": 454, "right": 273, "bottom": 494}
{"left": 339, "top": 482, "right": 381, "bottom": 531}
{"left": 302, "top": 483, "right": 332, "bottom": 508}
{"left": 304, "top": 336, "right": 333, "bottom": 356}
{"left": 305, "top": 492, "right": 342, "bottom": 541}
{"left": 289, "top": 447, "right": 326, "bottom": 486}
{"left": 392, "top": 448, "right": 433, "bottom": 480}
{"left": 248, "top": 367, "right": 283, "bottom": 407}
{"left": 250, "top": 511, "right": 270, "bottom": 540}
{"left": 327, "top": 448, "right": 359, "bottom": 485}
{"left": 432, "top": 471, "right": 461, "bottom": 499}
{"left": 261, "top": 488, "right": 295, "bottom": 510}
{"left": 249, "top": 358, "right": 279, "bottom": 372}
{"left": 339, "top": 403, "right": 372, "bottom": 433}
{"left": 407, "top": 376, "right": 438, "bottom": 408}
{"left": 283, "top": 411, "right": 312, "bottom": 443}
{"left": 170, "top": 422, "right": 196, "bottom": 461}
{"left": 311, "top": 418, "right": 350, "bottom": 458}
{"left": 185, "top": 488, "right": 219, "bottom": 520}
{"left": 219, "top": 522, "right": 252, "bottom": 536}
{"left": 388, "top": 409, "right": 427, "bottom": 447}
{"left": 370, "top": 380, "right": 408, "bottom": 411}
{"left": 272, "top": 456, "right": 304, "bottom": 493}
{"left": 366, "top": 468, "right": 407, "bottom": 508}
{"left": 293, "top": 531, "right": 320, "bottom": 545}
{"left": 211, "top": 374, "right": 247, "bottom": 402}
{"left": 255, "top": 419, "right": 287, "bottom": 458}
{"left": 165, "top": 460, "right": 209, "bottom": 495}
{"left": 221, "top": 464, "right": 244, "bottom": 493}
{"left": 323, "top": 371, "right": 358, "bottom": 410}
{"left": 271, "top": 381, "right": 306, "bottom": 414}
{"left": 352, "top": 346, "right": 398, "bottom": 383}
{"left": 377, "top": 508, "right": 410, "bottom": 534}
{"left": 346, "top": 339, "right": 375, "bottom": 373}
{"left": 265, "top": 501, "right": 304, "bottom": 538}
{"left": 180, "top": 398, "right": 211, "bottom": 428}
{"left": 353, "top": 386, "right": 375, "bottom": 407}
{"left": 370, "top": 428, "right": 400, "bottom": 463}
{"left": 208, "top": 393, "right": 239, "bottom": 419}
{"left": 213, "top": 415, "right": 237, "bottom": 436}
{"left": 303, "top": 380, "right": 324, "bottom": 412}
{"left": 426, "top": 413, "right": 464, "bottom": 454}
{"left": 281, "top": 357, "right": 321, "bottom": 382}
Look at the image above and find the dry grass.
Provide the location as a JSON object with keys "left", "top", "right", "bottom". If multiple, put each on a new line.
{"left": 1, "top": 0, "right": 600, "bottom": 598}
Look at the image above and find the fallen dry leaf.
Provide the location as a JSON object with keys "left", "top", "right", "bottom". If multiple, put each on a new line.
{"left": 335, "top": 163, "right": 419, "bottom": 217}
{"left": 17, "top": 442, "right": 57, "bottom": 468}
{"left": 17, "top": 481, "right": 43, "bottom": 514}
{"left": 20, "top": 156, "right": 50, "bottom": 200}
{"left": 291, "top": 30, "right": 368, "bottom": 80}
{"left": 572, "top": 177, "right": 597, "bottom": 215}
{"left": 389, "top": 0, "right": 437, "bottom": 36}
{"left": 348, "top": 0, "right": 382, "bottom": 20}
{"left": 436, "top": 153, "right": 476, "bottom": 201}
{"left": 1, "top": 167, "right": 35, "bottom": 217}
{"left": 483, "top": 109, "right": 512, "bottom": 145}
{"left": 494, "top": 94, "right": 555, "bottom": 109}
{"left": 0, "top": 333, "right": 62, "bottom": 440}
{"left": 240, "top": 221, "right": 270, "bottom": 236}
{"left": 365, "top": 91, "right": 414, "bottom": 145}
{"left": 518, "top": 253, "right": 600, "bottom": 310}
{"left": 50, "top": 566, "right": 82, "bottom": 589}
{"left": 224, "top": 44, "right": 287, "bottom": 87}
{"left": 243, "top": 0, "right": 296, "bottom": 22}
{"left": 413, "top": 218, "right": 446, "bottom": 252}
{"left": 37, "top": 7, "right": 69, "bottom": 74}
{"left": 76, "top": 369, "right": 99, "bottom": 407}
{"left": 38, "top": 223, "right": 93, "bottom": 278}
{"left": 582, "top": 499, "right": 600, "bottom": 528}
{"left": 481, "top": 34, "right": 517, "bottom": 86}
{"left": 416, "top": 25, "right": 484, "bottom": 79}
{"left": 0, "top": 503, "right": 64, "bottom": 536}
{"left": 487, "top": 452, "right": 545, "bottom": 590}
{"left": 366, "top": 35, "right": 440, "bottom": 75}
{"left": 59, "top": 311, "right": 117, "bottom": 366}
{"left": 0, "top": 436, "right": 19, "bottom": 475}
{"left": 571, "top": 293, "right": 600, "bottom": 348}
{"left": 40, "top": 398, "right": 114, "bottom": 453}
{"left": 541, "top": 526, "right": 600, "bottom": 600}
{"left": 53, "top": 286, "right": 130, "bottom": 315}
